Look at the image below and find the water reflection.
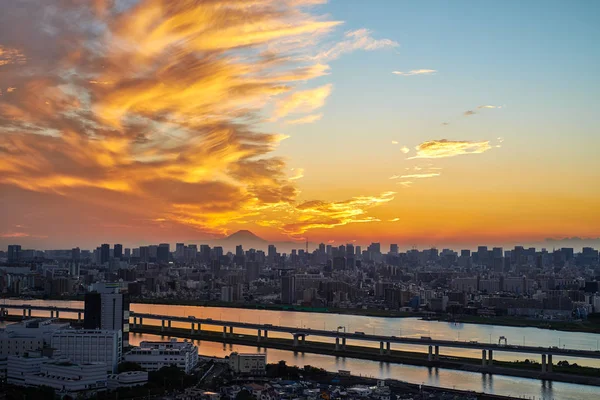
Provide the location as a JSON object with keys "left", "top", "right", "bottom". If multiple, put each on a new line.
{"left": 3, "top": 299, "right": 600, "bottom": 400}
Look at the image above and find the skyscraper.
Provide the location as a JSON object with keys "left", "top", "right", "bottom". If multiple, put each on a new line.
{"left": 281, "top": 275, "right": 296, "bottom": 304}
{"left": 100, "top": 244, "right": 110, "bottom": 264}
{"left": 157, "top": 243, "right": 170, "bottom": 263}
{"left": 8, "top": 245, "right": 21, "bottom": 263}
{"left": 114, "top": 244, "right": 123, "bottom": 260}
{"left": 390, "top": 244, "right": 399, "bottom": 255}
{"left": 139, "top": 246, "right": 149, "bottom": 262}
{"left": 71, "top": 247, "right": 81, "bottom": 262}
{"left": 175, "top": 243, "right": 185, "bottom": 261}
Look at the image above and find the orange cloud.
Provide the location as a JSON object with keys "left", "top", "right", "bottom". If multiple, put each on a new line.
{"left": 285, "top": 113, "right": 323, "bottom": 125}
{"left": 408, "top": 139, "right": 492, "bottom": 159}
{"left": 0, "top": 0, "right": 392, "bottom": 241}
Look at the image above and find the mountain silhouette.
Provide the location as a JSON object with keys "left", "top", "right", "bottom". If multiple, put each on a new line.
{"left": 222, "top": 230, "right": 267, "bottom": 243}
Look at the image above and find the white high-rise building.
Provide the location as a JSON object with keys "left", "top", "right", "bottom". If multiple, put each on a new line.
{"left": 51, "top": 329, "right": 122, "bottom": 373}
{"left": 0, "top": 319, "right": 69, "bottom": 357}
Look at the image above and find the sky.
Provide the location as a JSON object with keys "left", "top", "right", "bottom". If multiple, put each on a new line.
{"left": 0, "top": 0, "right": 599, "bottom": 250}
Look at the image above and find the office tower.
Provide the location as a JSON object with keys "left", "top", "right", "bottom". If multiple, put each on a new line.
{"left": 157, "top": 243, "right": 170, "bottom": 263}
{"left": 100, "top": 244, "right": 110, "bottom": 264}
{"left": 139, "top": 246, "right": 149, "bottom": 262}
{"left": 124, "top": 248, "right": 131, "bottom": 259}
{"left": 114, "top": 244, "right": 123, "bottom": 260}
{"left": 268, "top": 245, "right": 277, "bottom": 262}
{"left": 71, "top": 247, "right": 80, "bottom": 262}
{"left": 8, "top": 245, "right": 22, "bottom": 263}
{"left": 355, "top": 246, "right": 361, "bottom": 256}
{"left": 84, "top": 283, "right": 130, "bottom": 347}
{"left": 368, "top": 243, "right": 381, "bottom": 254}
{"left": 186, "top": 244, "right": 197, "bottom": 262}
{"left": 51, "top": 329, "right": 122, "bottom": 373}
{"left": 318, "top": 243, "right": 325, "bottom": 254}
{"left": 333, "top": 256, "right": 346, "bottom": 270}
{"left": 460, "top": 249, "right": 471, "bottom": 258}
{"left": 326, "top": 245, "right": 332, "bottom": 258}
{"left": 236, "top": 245, "right": 244, "bottom": 257}
{"left": 390, "top": 244, "right": 399, "bottom": 255}
{"left": 148, "top": 245, "right": 158, "bottom": 260}
{"left": 492, "top": 247, "right": 503, "bottom": 258}
{"left": 281, "top": 275, "right": 296, "bottom": 304}
{"left": 200, "top": 245, "right": 211, "bottom": 263}
{"left": 175, "top": 243, "right": 185, "bottom": 261}
{"left": 213, "top": 246, "right": 223, "bottom": 260}
{"left": 346, "top": 244, "right": 354, "bottom": 258}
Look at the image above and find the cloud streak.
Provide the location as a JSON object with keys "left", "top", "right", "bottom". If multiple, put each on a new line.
{"left": 285, "top": 113, "right": 323, "bottom": 125}
{"left": 392, "top": 69, "right": 437, "bottom": 76}
{"left": 409, "top": 139, "right": 492, "bottom": 159}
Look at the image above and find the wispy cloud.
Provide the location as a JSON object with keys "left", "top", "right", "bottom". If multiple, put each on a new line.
{"left": 463, "top": 110, "right": 476, "bottom": 116}
{"left": 275, "top": 84, "right": 332, "bottom": 118}
{"left": 391, "top": 140, "right": 399, "bottom": 144}
{"left": 311, "top": 28, "right": 398, "bottom": 61}
{"left": 441, "top": 122, "right": 449, "bottom": 126}
{"left": 392, "top": 69, "right": 437, "bottom": 76}
{"left": 478, "top": 105, "right": 502, "bottom": 109}
{"left": 409, "top": 139, "right": 492, "bottom": 159}
{"left": 400, "top": 173, "right": 441, "bottom": 179}
{"left": 1, "top": 232, "right": 29, "bottom": 238}
{"left": 389, "top": 217, "right": 400, "bottom": 222}
{"left": 397, "top": 181, "right": 413, "bottom": 187}
{"left": 400, "top": 146, "right": 410, "bottom": 154}
{"left": 289, "top": 168, "right": 305, "bottom": 180}
{"left": 285, "top": 113, "right": 323, "bottom": 125}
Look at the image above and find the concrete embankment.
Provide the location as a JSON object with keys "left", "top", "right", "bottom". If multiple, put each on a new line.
{"left": 131, "top": 325, "right": 600, "bottom": 387}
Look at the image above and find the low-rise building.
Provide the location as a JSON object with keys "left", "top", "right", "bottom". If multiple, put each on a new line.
{"left": 228, "top": 352, "right": 266, "bottom": 375}
{"left": 107, "top": 371, "right": 148, "bottom": 390}
{"left": 124, "top": 339, "right": 198, "bottom": 374}
{"left": 8, "top": 353, "right": 107, "bottom": 397}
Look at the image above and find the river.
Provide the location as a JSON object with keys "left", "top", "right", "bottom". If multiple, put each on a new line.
{"left": 3, "top": 299, "right": 600, "bottom": 400}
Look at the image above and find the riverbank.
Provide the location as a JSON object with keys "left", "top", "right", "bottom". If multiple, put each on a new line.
{"left": 128, "top": 324, "right": 600, "bottom": 387}
{"left": 437, "top": 314, "right": 600, "bottom": 334}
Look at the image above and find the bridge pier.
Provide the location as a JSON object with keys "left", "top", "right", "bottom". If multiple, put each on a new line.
{"left": 294, "top": 334, "right": 299, "bottom": 347}
{"left": 301, "top": 335, "right": 305, "bottom": 346}
{"left": 190, "top": 322, "right": 195, "bottom": 334}
{"left": 342, "top": 337, "right": 346, "bottom": 350}
{"left": 229, "top": 326, "right": 233, "bottom": 335}
{"left": 23, "top": 309, "right": 26, "bottom": 318}
{"left": 428, "top": 345, "right": 433, "bottom": 361}
{"left": 482, "top": 350, "right": 487, "bottom": 366}
{"left": 335, "top": 337, "right": 340, "bottom": 351}
{"left": 78, "top": 312, "right": 82, "bottom": 323}
{"left": 547, "top": 354, "right": 552, "bottom": 373}
{"left": 434, "top": 345, "right": 439, "bottom": 361}
{"left": 541, "top": 354, "right": 547, "bottom": 373}
{"left": 264, "top": 330, "right": 268, "bottom": 339}
{"left": 380, "top": 341, "right": 384, "bottom": 355}
{"left": 488, "top": 349, "right": 493, "bottom": 366}
{"left": 161, "top": 320, "right": 165, "bottom": 332}
{"left": 386, "top": 341, "right": 391, "bottom": 355}
{"left": 139, "top": 317, "right": 143, "bottom": 327}
{"left": 50, "top": 310, "right": 54, "bottom": 318}
{"left": 28, "top": 309, "right": 32, "bottom": 317}
{"left": 56, "top": 310, "right": 59, "bottom": 319}
{"left": 223, "top": 326, "right": 227, "bottom": 338}
{"left": 257, "top": 329, "right": 262, "bottom": 343}
{"left": 167, "top": 320, "right": 171, "bottom": 330}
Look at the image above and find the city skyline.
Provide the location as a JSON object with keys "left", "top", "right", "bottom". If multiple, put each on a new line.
{"left": 1, "top": 0, "right": 599, "bottom": 250}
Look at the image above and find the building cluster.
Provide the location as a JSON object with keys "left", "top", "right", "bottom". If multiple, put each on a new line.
{"left": 2, "top": 242, "right": 600, "bottom": 322}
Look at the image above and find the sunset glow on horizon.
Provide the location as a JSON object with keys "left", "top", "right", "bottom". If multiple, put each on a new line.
{"left": 1, "top": 0, "right": 599, "bottom": 250}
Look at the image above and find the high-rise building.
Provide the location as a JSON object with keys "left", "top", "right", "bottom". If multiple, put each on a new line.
{"left": 245, "top": 261, "right": 260, "bottom": 282}
{"left": 139, "top": 246, "right": 149, "bottom": 262}
{"left": 100, "top": 244, "right": 110, "bottom": 264}
{"left": 390, "top": 244, "right": 399, "bottom": 255}
{"left": 83, "top": 283, "right": 130, "bottom": 347}
{"left": 124, "top": 248, "right": 131, "bottom": 259}
{"left": 148, "top": 245, "right": 158, "bottom": 260}
{"left": 114, "top": 244, "right": 123, "bottom": 260}
{"left": 71, "top": 247, "right": 80, "bottom": 262}
{"left": 175, "top": 243, "right": 185, "bottom": 261}
{"left": 268, "top": 245, "right": 277, "bottom": 262}
{"left": 235, "top": 245, "right": 244, "bottom": 257}
{"left": 8, "top": 245, "right": 21, "bottom": 263}
{"left": 213, "top": 246, "right": 223, "bottom": 260}
{"left": 51, "top": 329, "right": 122, "bottom": 373}
{"left": 281, "top": 275, "right": 296, "bottom": 304}
{"left": 318, "top": 243, "right": 325, "bottom": 254}
{"left": 355, "top": 246, "right": 361, "bottom": 256}
{"left": 346, "top": 244, "right": 354, "bottom": 258}
{"left": 157, "top": 243, "right": 170, "bottom": 263}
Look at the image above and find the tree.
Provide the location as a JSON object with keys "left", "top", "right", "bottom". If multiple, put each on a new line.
{"left": 118, "top": 361, "right": 144, "bottom": 373}
{"left": 235, "top": 389, "right": 255, "bottom": 400}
